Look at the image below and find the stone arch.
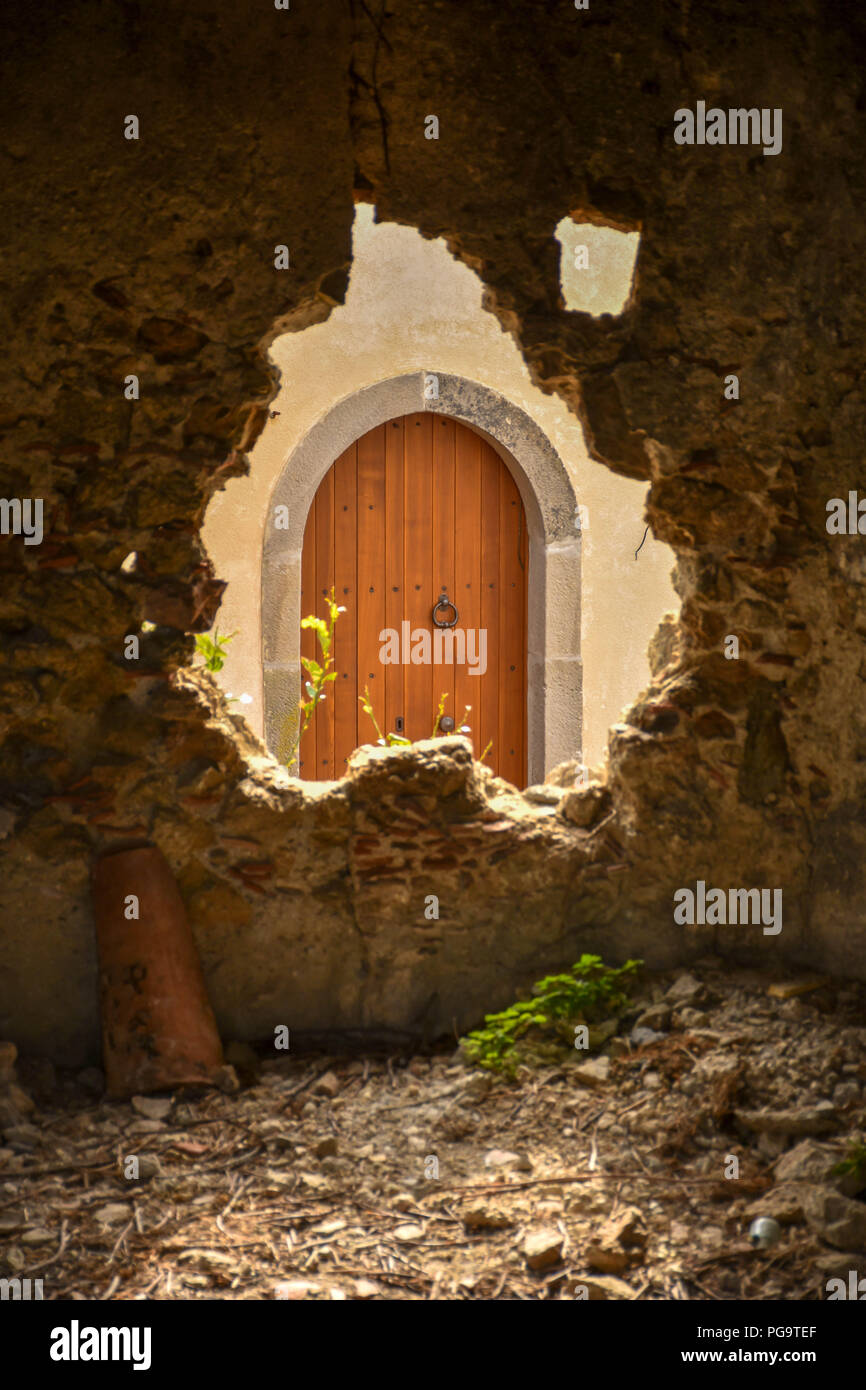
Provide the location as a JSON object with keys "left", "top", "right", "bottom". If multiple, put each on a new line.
{"left": 262, "top": 372, "right": 581, "bottom": 784}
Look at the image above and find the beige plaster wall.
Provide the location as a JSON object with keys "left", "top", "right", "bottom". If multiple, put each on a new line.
{"left": 201, "top": 204, "right": 677, "bottom": 776}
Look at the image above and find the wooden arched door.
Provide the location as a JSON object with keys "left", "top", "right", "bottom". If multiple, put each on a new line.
{"left": 299, "top": 413, "right": 527, "bottom": 784}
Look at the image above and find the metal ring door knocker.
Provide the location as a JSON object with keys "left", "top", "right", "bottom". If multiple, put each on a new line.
{"left": 431, "top": 592, "right": 459, "bottom": 628}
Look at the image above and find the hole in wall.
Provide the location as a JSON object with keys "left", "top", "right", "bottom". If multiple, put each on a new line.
{"left": 554, "top": 217, "right": 641, "bottom": 316}
{"left": 196, "top": 205, "right": 677, "bottom": 785}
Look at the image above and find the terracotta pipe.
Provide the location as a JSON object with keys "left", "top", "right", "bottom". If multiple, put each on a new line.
{"left": 91, "top": 846, "right": 225, "bottom": 1097}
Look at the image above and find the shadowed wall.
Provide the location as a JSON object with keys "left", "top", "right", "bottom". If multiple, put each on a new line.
{"left": 0, "top": 0, "right": 864, "bottom": 1060}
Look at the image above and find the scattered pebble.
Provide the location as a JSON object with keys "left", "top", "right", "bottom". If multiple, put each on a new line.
{"left": 524, "top": 1227, "right": 564, "bottom": 1271}
{"left": 131, "top": 1095, "right": 173, "bottom": 1121}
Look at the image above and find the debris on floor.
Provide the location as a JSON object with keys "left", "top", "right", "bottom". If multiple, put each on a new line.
{"left": 1, "top": 959, "right": 864, "bottom": 1299}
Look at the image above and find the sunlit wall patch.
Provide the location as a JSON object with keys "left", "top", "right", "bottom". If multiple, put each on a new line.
{"left": 554, "top": 219, "right": 640, "bottom": 316}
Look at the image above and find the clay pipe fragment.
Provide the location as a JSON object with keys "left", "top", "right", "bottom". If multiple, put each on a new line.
{"left": 91, "top": 845, "right": 225, "bottom": 1098}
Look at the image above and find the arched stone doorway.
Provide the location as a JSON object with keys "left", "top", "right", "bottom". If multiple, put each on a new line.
{"left": 299, "top": 412, "right": 528, "bottom": 784}
{"left": 263, "top": 373, "right": 581, "bottom": 786}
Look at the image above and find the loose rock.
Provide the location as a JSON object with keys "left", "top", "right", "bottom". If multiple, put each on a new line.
{"left": 635, "top": 1004, "right": 671, "bottom": 1032}
{"left": 94, "top": 1203, "right": 132, "bottom": 1225}
{"left": 131, "top": 1095, "right": 173, "bottom": 1121}
{"left": 803, "top": 1186, "right": 866, "bottom": 1251}
{"left": 572, "top": 1056, "right": 610, "bottom": 1088}
{"left": 483, "top": 1148, "right": 532, "bottom": 1171}
{"left": 666, "top": 974, "right": 704, "bottom": 1007}
{"left": 735, "top": 1104, "right": 839, "bottom": 1138}
{"left": 524, "top": 1228, "right": 564, "bottom": 1271}
{"left": 463, "top": 1202, "right": 514, "bottom": 1232}
{"left": 313, "top": 1071, "right": 340, "bottom": 1099}
{"left": 570, "top": 1273, "right": 636, "bottom": 1300}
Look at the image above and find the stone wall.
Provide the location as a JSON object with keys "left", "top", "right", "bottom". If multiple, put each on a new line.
{"left": 1, "top": 0, "right": 864, "bottom": 1062}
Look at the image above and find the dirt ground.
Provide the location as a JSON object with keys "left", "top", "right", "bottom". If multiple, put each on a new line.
{"left": 2, "top": 958, "right": 864, "bottom": 1301}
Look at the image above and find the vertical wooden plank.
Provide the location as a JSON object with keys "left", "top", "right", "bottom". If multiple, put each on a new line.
{"left": 384, "top": 418, "right": 405, "bottom": 741}
{"left": 313, "top": 465, "right": 335, "bottom": 777}
{"left": 403, "top": 413, "right": 434, "bottom": 741}
{"left": 299, "top": 494, "right": 317, "bottom": 777}
{"left": 454, "top": 424, "right": 482, "bottom": 756}
{"left": 357, "top": 424, "right": 387, "bottom": 744}
{"left": 333, "top": 444, "right": 357, "bottom": 775}
{"left": 498, "top": 462, "right": 526, "bottom": 787}
{"left": 431, "top": 416, "right": 456, "bottom": 727}
{"left": 479, "top": 440, "right": 501, "bottom": 775}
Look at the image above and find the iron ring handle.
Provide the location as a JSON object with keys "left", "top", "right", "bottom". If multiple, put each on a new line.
{"left": 432, "top": 592, "right": 459, "bottom": 628}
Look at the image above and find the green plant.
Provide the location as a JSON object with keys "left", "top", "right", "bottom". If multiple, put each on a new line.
{"left": 831, "top": 1140, "right": 866, "bottom": 1184}
{"left": 430, "top": 691, "right": 448, "bottom": 738}
{"left": 360, "top": 690, "right": 477, "bottom": 748}
{"left": 358, "top": 686, "right": 412, "bottom": 747}
{"left": 285, "top": 588, "right": 345, "bottom": 773}
{"left": 461, "top": 953, "right": 642, "bottom": 1077}
{"left": 194, "top": 627, "right": 238, "bottom": 673}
